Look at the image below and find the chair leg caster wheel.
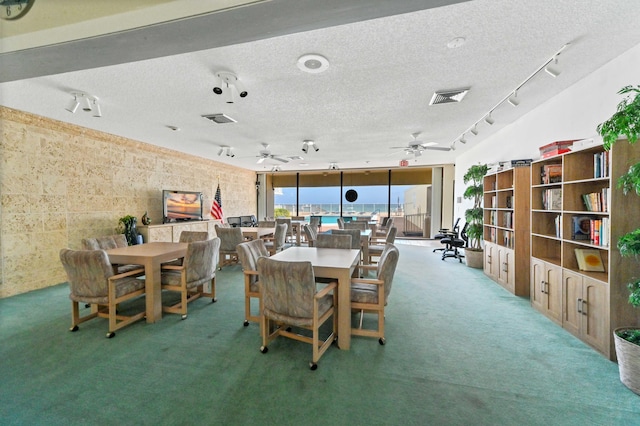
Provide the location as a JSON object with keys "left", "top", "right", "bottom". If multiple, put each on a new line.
{"left": 70, "top": 325, "right": 79, "bottom": 332}
{"left": 379, "top": 338, "right": 386, "bottom": 345}
{"left": 84, "top": 303, "right": 90, "bottom": 308}
{"left": 106, "top": 332, "right": 115, "bottom": 338}
{"left": 309, "top": 362, "right": 317, "bottom": 371}
{"left": 211, "top": 298, "right": 217, "bottom": 303}
{"left": 181, "top": 314, "right": 187, "bottom": 320}
{"left": 260, "top": 346, "right": 268, "bottom": 354}
{"left": 243, "top": 320, "right": 250, "bottom": 327}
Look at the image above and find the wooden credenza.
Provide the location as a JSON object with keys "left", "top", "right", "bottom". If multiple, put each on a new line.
{"left": 138, "top": 220, "right": 221, "bottom": 243}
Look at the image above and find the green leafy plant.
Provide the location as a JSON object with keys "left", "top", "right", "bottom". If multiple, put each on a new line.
{"left": 274, "top": 208, "right": 290, "bottom": 218}
{"left": 463, "top": 163, "right": 489, "bottom": 250}
{"left": 598, "top": 86, "right": 640, "bottom": 347}
{"left": 596, "top": 85, "right": 640, "bottom": 150}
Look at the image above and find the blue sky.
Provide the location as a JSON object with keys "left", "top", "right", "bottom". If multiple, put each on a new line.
{"left": 275, "top": 185, "right": 409, "bottom": 204}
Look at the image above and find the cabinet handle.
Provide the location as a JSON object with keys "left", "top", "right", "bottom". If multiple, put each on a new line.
{"left": 581, "top": 299, "right": 587, "bottom": 316}
{"left": 541, "top": 280, "right": 547, "bottom": 294}
{"left": 487, "top": 255, "right": 491, "bottom": 264}
{"left": 577, "top": 298, "right": 582, "bottom": 313}
{"left": 502, "top": 262, "right": 508, "bottom": 272}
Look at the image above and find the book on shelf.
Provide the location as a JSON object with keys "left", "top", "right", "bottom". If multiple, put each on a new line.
{"left": 582, "top": 188, "right": 609, "bottom": 212}
{"left": 554, "top": 215, "right": 561, "bottom": 238}
{"left": 505, "top": 195, "right": 512, "bottom": 208}
{"left": 593, "top": 151, "right": 610, "bottom": 178}
{"left": 574, "top": 248, "right": 605, "bottom": 272}
{"left": 511, "top": 158, "right": 532, "bottom": 168}
{"left": 540, "top": 164, "right": 562, "bottom": 184}
{"left": 503, "top": 231, "right": 514, "bottom": 249}
{"left": 572, "top": 215, "right": 595, "bottom": 240}
{"left": 503, "top": 211, "right": 513, "bottom": 228}
{"left": 542, "top": 188, "right": 562, "bottom": 210}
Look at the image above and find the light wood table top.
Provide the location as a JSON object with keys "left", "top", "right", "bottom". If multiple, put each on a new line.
{"left": 107, "top": 242, "right": 187, "bottom": 323}
{"left": 271, "top": 247, "right": 360, "bottom": 350}
{"left": 240, "top": 227, "right": 274, "bottom": 239}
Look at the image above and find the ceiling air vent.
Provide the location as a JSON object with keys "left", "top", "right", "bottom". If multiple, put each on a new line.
{"left": 429, "top": 88, "right": 470, "bottom": 105}
{"left": 202, "top": 113, "right": 237, "bottom": 124}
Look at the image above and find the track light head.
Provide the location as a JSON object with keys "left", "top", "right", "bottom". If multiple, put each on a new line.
{"left": 302, "top": 143, "right": 308, "bottom": 153}
{"left": 66, "top": 96, "right": 80, "bottom": 114}
{"left": 545, "top": 57, "right": 561, "bottom": 77}
{"left": 460, "top": 135, "right": 467, "bottom": 144}
{"left": 470, "top": 124, "right": 479, "bottom": 136}
{"left": 92, "top": 100, "right": 102, "bottom": 117}
{"left": 508, "top": 91, "right": 520, "bottom": 107}
{"left": 217, "top": 147, "right": 224, "bottom": 156}
{"left": 213, "top": 71, "right": 248, "bottom": 101}
{"left": 313, "top": 145, "right": 319, "bottom": 152}
{"left": 484, "top": 113, "right": 495, "bottom": 125}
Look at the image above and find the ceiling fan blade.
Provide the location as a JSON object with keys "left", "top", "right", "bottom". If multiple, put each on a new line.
{"left": 257, "top": 157, "right": 265, "bottom": 164}
{"left": 424, "top": 146, "right": 452, "bottom": 151}
{"left": 272, "top": 156, "right": 289, "bottom": 163}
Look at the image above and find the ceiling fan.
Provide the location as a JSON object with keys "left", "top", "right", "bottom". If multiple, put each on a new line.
{"left": 390, "top": 132, "right": 452, "bottom": 158}
{"left": 256, "top": 143, "right": 289, "bottom": 164}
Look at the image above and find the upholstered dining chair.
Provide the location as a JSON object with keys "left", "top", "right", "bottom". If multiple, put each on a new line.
{"left": 257, "top": 257, "right": 337, "bottom": 370}
{"left": 60, "top": 248, "right": 146, "bottom": 338}
{"left": 160, "top": 238, "right": 220, "bottom": 319}
{"left": 215, "top": 224, "right": 244, "bottom": 269}
{"left": 236, "top": 238, "right": 269, "bottom": 327}
{"left": 315, "top": 233, "right": 352, "bottom": 249}
{"left": 368, "top": 226, "right": 397, "bottom": 264}
{"left": 263, "top": 223, "right": 288, "bottom": 255}
{"left": 375, "top": 217, "right": 394, "bottom": 237}
{"left": 302, "top": 224, "right": 317, "bottom": 247}
{"left": 163, "top": 231, "right": 210, "bottom": 267}
{"left": 350, "top": 243, "right": 400, "bottom": 345}
{"left": 344, "top": 221, "right": 367, "bottom": 231}
{"left": 276, "top": 217, "right": 294, "bottom": 243}
{"left": 258, "top": 220, "right": 276, "bottom": 228}
{"left": 81, "top": 234, "right": 140, "bottom": 273}
{"left": 309, "top": 215, "right": 321, "bottom": 231}
{"left": 330, "top": 229, "right": 361, "bottom": 250}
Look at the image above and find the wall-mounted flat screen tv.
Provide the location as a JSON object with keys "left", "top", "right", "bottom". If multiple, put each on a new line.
{"left": 163, "top": 190, "right": 204, "bottom": 223}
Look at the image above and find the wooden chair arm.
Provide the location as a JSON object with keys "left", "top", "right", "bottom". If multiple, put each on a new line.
{"left": 315, "top": 281, "right": 337, "bottom": 298}
{"left": 351, "top": 277, "right": 383, "bottom": 286}
{"left": 161, "top": 264, "right": 184, "bottom": 271}
{"left": 110, "top": 267, "right": 145, "bottom": 280}
{"left": 243, "top": 270, "right": 259, "bottom": 276}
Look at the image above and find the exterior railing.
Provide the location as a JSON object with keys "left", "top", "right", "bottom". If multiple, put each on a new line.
{"left": 403, "top": 213, "right": 430, "bottom": 237}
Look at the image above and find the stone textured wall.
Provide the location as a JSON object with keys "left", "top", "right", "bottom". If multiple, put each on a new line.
{"left": 0, "top": 106, "right": 255, "bottom": 298}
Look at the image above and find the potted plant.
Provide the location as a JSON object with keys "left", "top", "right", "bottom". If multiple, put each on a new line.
{"left": 462, "top": 163, "right": 489, "bottom": 268}
{"left": 597, "top": 84, "right": 640, "bottom": 394}
{"left": 117, "top": 215, "right": 139, "bottom": 246}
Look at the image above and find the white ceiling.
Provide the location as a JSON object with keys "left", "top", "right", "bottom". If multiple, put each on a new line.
{"left": 1, "top": 0, "right": 639, "bottom": 172}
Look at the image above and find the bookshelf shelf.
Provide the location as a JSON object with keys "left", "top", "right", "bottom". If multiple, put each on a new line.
{"left": 483, "top": 166, "right": 530, "bottom": 296}
{"left": 529, "top": 142, "right": 640, "bottom": 360}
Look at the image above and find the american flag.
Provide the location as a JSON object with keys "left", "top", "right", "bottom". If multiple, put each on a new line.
{"left": 211, "top": 184, "right": 223, "bottom": 220}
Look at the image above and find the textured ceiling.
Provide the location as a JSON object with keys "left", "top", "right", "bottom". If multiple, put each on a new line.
{"left": 1, "top": 0, "right": 639, "bottom": 172}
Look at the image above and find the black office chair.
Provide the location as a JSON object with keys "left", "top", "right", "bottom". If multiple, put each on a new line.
{"left": 441, "top": 223, "right": 468, "bottom": 262}
{"left": 227, "top": 217, "right": 241, "bottom": 227}
{"left": 240, "top": 215, "right": 257, "bottom": 227}
{"left": 433, "top": 218, "right": 460, "bottom": 253}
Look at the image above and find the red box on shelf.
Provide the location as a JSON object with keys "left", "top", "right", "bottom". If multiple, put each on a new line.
{"left": 539, "top": 140, "right": 576, "bottom": 159}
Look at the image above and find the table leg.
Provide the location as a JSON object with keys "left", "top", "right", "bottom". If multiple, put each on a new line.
{"left": 336, "top": 267, "right": 353, "bottom": 350}
{"left": 362, "top": 238, "right": 370, "bottom": 265}
{"left": 144, "top": 259, "right": 162, "bottom": 323}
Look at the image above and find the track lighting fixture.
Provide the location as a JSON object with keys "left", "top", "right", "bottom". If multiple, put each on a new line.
{"left": 212, "top": 71, "right": 248, "bottom": 104}
{"left": 301, "top": 140, "right": 319, "bottom": 153}
{"left": 66, "top": 92, "right": 102, "bottom": 117}
{"left": 484, "top": 113, "right": 495, "bottom": 125}
{"left": 545, "top": 57, "right": 561, "bottom": 77}
{"left": 448, "top": 43, "right": 569, "bottom": 149}
{"left": 329, "top": 162, "right": 339, "bottom": 170}
{"left": 271, "top": 166, "right": 281, "bottom": 172}
{"left": 217, "top": 146, "right": 234, "bottom": 157}
{"left": 507, "top": 91, "right": 520, "bottom": 107}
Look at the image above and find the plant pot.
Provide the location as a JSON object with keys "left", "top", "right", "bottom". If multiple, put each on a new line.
{"left": 613, "top": 327, "right": 640, "bottom": 395}
{"left": 464, "top": 248, "right": 483, "bottom": 269}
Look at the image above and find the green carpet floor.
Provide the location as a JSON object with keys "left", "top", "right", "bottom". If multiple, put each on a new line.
{"left": 1, "top": 242, "right": 639, "bottom": 425}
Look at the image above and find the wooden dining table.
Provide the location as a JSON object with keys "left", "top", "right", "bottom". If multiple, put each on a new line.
{"left": 240, "top": 226, "right": 275, "bottom": 240}
{"left": 270, "top": 246, "right": 361, "bottom": 350}
{"left": 106, "top": 242, "right": 187, "bottom": 323}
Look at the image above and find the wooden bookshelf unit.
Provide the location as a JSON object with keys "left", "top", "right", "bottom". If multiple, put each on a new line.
{"left": 483, "top": 166, "right": 531, "bottom": 296}
{"left": 529, "top": 141, "right": 640, "bottom": 360}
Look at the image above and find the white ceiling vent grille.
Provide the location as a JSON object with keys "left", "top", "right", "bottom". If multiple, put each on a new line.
{"left": 202, "top": 113, "right": 237, "bottom": 124}
{"left": 429, "top": 88, "right": 470, "bottom": 105}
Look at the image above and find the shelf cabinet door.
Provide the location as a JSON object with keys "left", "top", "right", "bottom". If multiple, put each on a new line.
{"left": 530, "top": 257, "right": 562, "bottom": 324}
{"left": 484, "top": 242, "right": 498, "bottom": 280}
{"left": 582, "top": 277, "right": 608, "bottom": 353}
{"left": 497, "top": 246, "right": 515, "bottom": 292}
{"left": 562, "top": 269, "right": 583, "bottom": 337}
